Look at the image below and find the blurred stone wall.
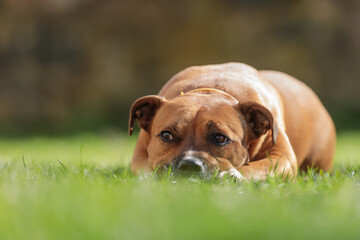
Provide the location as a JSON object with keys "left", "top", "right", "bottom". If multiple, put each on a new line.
{"left": 0, "top": 0, "right": 359, "bottom": 134}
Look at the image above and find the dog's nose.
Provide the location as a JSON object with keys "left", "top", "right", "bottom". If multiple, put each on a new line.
{"left": 177, "top": 158, "right": 204, "bottom": 173}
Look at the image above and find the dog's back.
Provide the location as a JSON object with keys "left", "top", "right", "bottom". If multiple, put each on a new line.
{"left": 261, "top": 70, "right": 336, "bottom": 170}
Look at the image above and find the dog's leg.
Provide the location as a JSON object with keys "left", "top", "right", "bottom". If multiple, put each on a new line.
{"left": 239, "top": 132, "right": 298, "bottom": 181}
{"left": 131, "top": 130, "right": 151, "bottom": 173}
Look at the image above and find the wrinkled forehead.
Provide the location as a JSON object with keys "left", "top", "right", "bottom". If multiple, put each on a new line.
{"left": 152, "top": 94, "right": 243, "bottom": 134}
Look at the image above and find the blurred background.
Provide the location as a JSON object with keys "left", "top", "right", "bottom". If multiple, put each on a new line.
{"left": 0, "top": 0, "right": 359, "bottom": 136}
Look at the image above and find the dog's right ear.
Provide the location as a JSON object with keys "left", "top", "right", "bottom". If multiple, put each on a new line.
{"left": 128, "top": 95, "right": 165, "bottom": 136}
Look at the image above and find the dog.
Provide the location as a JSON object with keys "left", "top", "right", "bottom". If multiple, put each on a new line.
{"left": 128, "top": 63, "right": 336, "bottom": 181}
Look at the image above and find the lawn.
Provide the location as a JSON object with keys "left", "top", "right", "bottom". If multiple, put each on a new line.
{"left": 0, "top": 131, "right": 359, "bottom": 240}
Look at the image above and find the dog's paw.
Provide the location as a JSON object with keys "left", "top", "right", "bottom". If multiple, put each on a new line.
{"left": 218, "top": 168, "right": 247, "bottom": 182}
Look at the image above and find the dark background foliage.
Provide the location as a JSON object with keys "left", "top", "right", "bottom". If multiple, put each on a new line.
{"left": 0, "top": 0, "right": 359, "bottom": 135}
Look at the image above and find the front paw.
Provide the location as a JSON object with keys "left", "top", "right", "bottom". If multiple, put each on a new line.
{"left": 218, "top": 168, "right": 247, "bottom": 182}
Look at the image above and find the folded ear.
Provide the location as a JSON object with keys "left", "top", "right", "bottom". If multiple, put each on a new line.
{"left": 239, "top": 102, "right": 278, "bottom": 146}
{"left": 128, "top": 95, "right": 165, "bottom": 136}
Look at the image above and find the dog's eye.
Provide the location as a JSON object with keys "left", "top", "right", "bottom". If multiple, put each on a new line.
{"left": 212, "top": 133, "right": 230, "bottom": 146}
{"left": 160, "top": 131, "right": 174, "bottom": 143}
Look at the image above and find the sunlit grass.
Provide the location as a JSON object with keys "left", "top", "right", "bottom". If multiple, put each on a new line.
{"left": 0, "top": 131, "right": 359, "bottom": 240}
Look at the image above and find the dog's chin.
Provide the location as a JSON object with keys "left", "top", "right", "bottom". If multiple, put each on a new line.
{"left": 177, "top": 168, "right": 216, "bottom": 180}
{"left": 157, "top": 163, "right": 246, "bottom": 182}
{"left": 161, "top": 163, "right": 217, "bottom": 180}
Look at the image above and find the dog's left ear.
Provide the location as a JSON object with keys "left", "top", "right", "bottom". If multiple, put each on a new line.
{"left": 128, "top": 95, "right": 165, "bottom": 136}
{"left": 238, "top": 102, "right": 278, "bottom": 146}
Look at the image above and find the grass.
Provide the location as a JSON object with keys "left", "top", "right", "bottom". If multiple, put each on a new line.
{"left": 0, "top": 131, "right": 359, "bottom": 240}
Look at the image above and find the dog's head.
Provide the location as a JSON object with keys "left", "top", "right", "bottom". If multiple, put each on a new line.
{"left": 129, "top": 89, "right": 277, "bottom": 178}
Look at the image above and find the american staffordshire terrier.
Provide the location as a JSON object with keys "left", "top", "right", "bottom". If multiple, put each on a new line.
{"left": 129, "top": 63, "right": 336, "bottom": 181}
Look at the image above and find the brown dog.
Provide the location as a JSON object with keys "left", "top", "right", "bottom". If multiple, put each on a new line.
{"left": 129, "top": 63, "right": 336, "bottom": 180}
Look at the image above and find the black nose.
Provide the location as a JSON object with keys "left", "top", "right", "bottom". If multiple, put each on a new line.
{"left": 177, "top": 159, "right": 204, "bottom": 173}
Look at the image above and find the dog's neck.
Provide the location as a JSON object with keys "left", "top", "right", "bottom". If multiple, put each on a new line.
{"left": 182, "top": 88, "right": 239, "bottom": 104}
